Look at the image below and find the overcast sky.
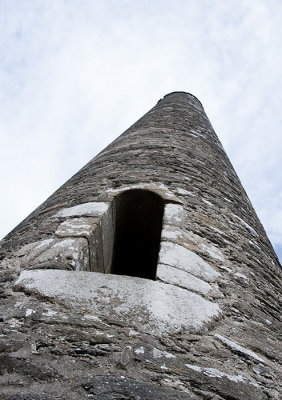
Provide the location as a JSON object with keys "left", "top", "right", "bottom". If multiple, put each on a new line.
{"left": 0, "top": 0, "right": 281, "bottom": 263}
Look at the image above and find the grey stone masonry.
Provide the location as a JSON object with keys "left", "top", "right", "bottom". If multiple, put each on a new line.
{"left": 0, "top": 92, "right": 281, "bottom": 399}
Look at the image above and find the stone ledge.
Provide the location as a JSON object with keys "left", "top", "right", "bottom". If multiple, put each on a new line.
{"left": 15, "top": 269, "right": 221, "bottom": 335}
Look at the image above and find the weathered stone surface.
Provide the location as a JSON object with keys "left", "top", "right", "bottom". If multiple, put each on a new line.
{"left": 15, "top": 269, "right": 221, "bottom": 334}
{"left": 0, "top": 92, "right": 281, "bottom": 399}
{"left": 159, "top": 241, "right": 221, "bottom": 282}
{"left": 82, "top": 375, "right": 194, "bottom": 399}
{"left": 55, "top": 201, "right": 110, "bottom": 218}
{"left": 0, "top": 354, "right": 60, "bottom": 379}
{"left": 156, "top": 263, "right": 214, "bottom": 296}
{"left": 55, "top": 216, "right": 99, "bottom": 238}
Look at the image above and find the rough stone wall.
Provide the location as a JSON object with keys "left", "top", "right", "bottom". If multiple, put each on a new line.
{"left": 0, "top": 92, "right": 281, "bottom": 399}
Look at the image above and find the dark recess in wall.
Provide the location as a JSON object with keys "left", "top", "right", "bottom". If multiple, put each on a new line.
{"left": 111, "top": 189, "right": 164, "bottom": 280}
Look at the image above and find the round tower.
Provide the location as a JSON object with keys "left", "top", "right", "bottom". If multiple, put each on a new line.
{"left": 0, "top": 92, "right": 280, "bottom": 400}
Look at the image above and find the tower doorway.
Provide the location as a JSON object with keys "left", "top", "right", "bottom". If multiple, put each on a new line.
{"left": 111, "top": 189, "right": 164, "bottom": 280}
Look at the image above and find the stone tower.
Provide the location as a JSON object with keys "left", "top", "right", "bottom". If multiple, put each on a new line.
{"left": 0, "top": 92, "right": 280, "bottom": 400}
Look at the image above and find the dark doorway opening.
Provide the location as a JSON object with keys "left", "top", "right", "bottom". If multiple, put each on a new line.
{"left": 111, "top": 189, "right": 164, "bottom": 280}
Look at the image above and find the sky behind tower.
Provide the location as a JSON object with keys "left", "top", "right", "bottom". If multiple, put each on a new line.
{"left": 0, "top": 0, "right": 281, "bottom": 262}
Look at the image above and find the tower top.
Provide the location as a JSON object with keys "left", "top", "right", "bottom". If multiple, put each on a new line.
{"left": 161, "top": 90, "right": 203, "bottom": 103}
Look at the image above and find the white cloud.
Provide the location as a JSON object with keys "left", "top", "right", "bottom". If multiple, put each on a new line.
{"left": 0, "top": 0, "right": 281, "bottom": 262}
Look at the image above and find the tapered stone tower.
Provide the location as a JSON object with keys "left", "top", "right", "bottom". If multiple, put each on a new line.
{"left": 0, "top": 92, "right": 280, "bottom": 400}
